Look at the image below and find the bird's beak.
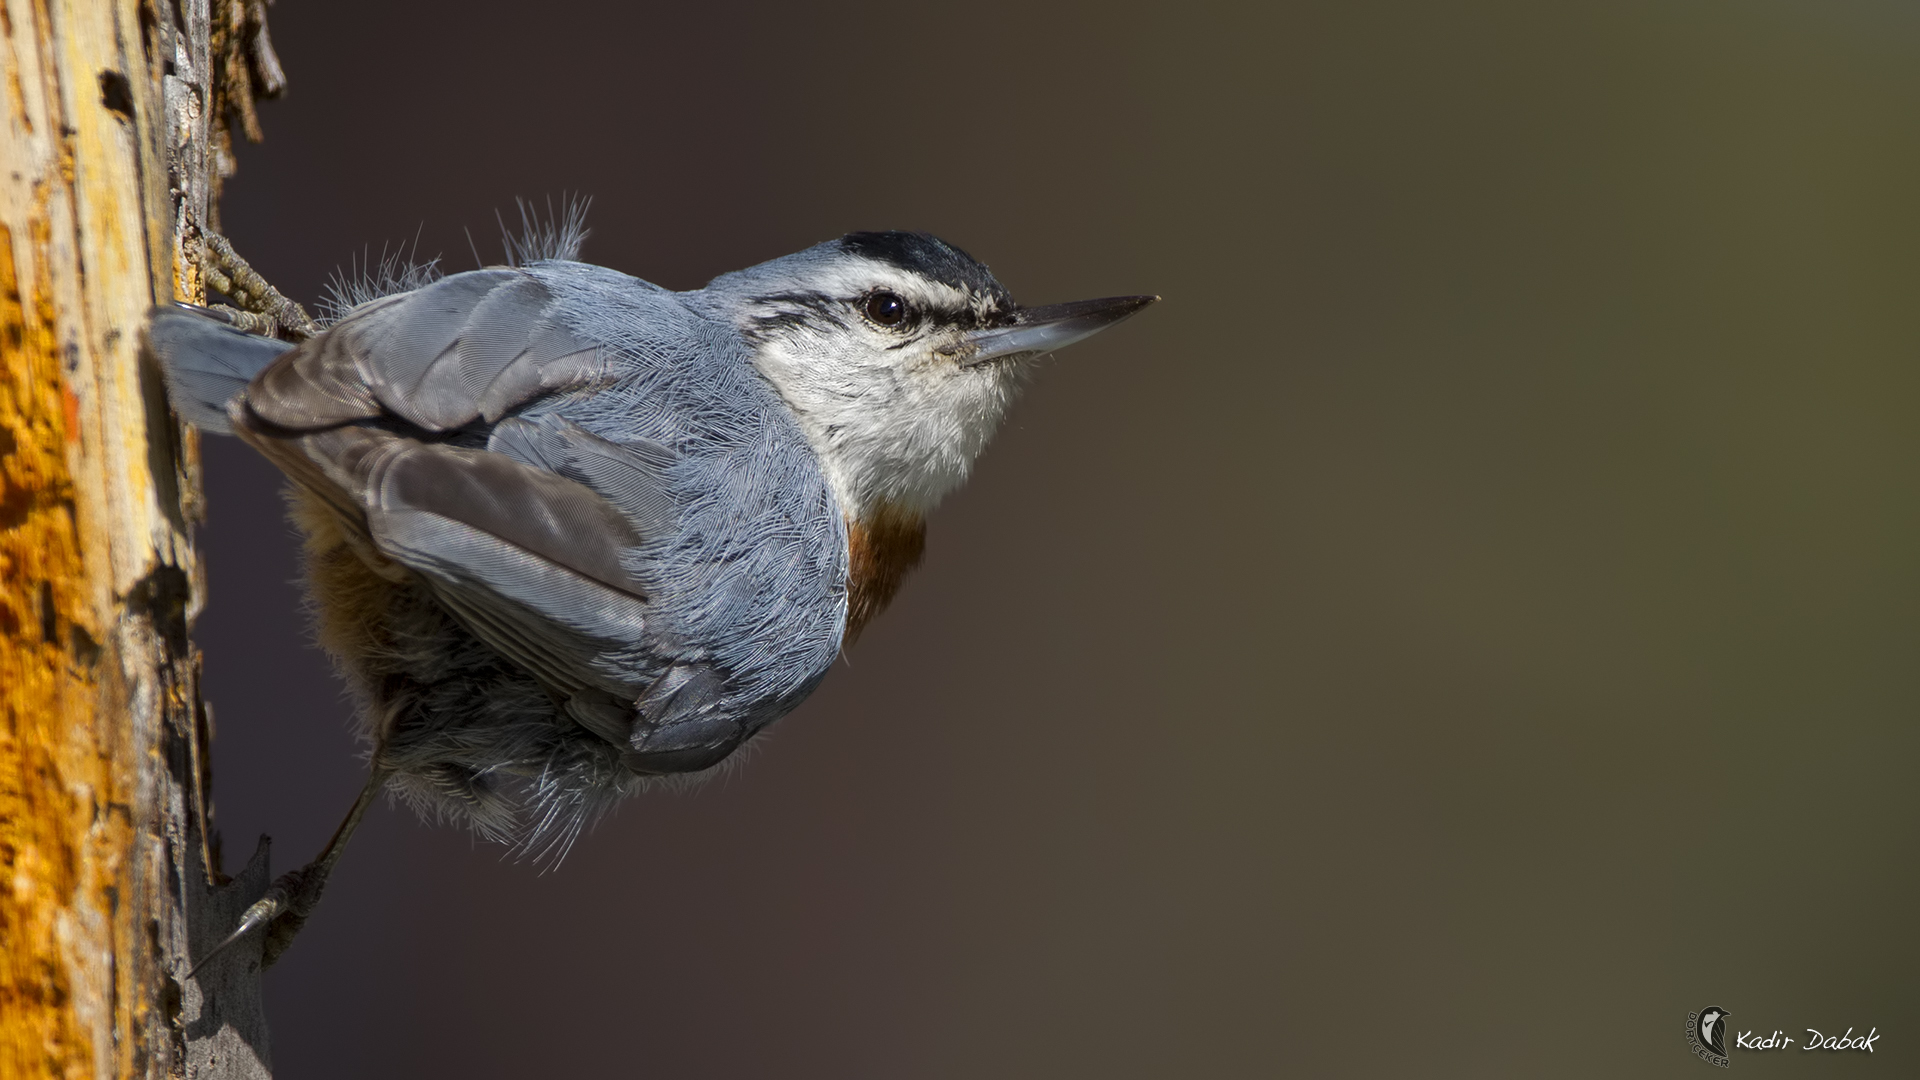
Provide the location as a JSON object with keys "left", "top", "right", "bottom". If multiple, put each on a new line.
{"left": 953, "top": 294, "right": 1158, "bottom": 367}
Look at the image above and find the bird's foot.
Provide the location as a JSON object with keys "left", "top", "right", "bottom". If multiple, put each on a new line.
{"left": 187, "top": 767, "right": 390, "bottom": 976}
{"left": 188, "top": 857, "right": 332, "bottom": 975}
{"left": 198, "top": 231, "right": 318, "bottom": 340}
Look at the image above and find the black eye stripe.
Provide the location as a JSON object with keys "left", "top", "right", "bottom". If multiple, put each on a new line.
{"left": 745, "top": 286, "right": 1004, "bottom": 344}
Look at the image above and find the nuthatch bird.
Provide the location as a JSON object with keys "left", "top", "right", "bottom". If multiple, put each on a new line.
{"left": 151, "top": 226, "right": 1155, "bottom": 965}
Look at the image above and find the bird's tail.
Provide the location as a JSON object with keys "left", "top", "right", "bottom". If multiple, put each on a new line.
{"left": 145, "top": 305, "right": 296, "bottom": 434}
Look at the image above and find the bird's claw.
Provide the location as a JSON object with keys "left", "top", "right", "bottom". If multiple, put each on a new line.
{"left": 185, "top": 768, "right": 388, "bottom": 978}
{"left": 198, "top": 231, "right": 318, "bottom": 340}
{"left": 187, "top": 863, "right": 326, "bottom": 976}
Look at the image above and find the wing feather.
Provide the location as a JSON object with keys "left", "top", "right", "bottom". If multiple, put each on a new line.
{"left": 489, "top": 415, "right": 680, "bottom": 537}
{"left": 232, "top": 268, "right": 682, "bottom": 712}
{"left": 360, "top": 271, "right": 517, "bottom": 423}
{"left": 243, "top": 269, "right": 605, "bottom": 435}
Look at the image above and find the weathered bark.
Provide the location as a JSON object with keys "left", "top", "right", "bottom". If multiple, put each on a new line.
{"left": 1, "top": 1, "right": 282, "bottom": 1076}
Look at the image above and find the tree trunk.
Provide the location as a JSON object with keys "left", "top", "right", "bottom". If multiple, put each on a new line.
{"left": 2, "top": 1, "right": 281, "bottom": 1076}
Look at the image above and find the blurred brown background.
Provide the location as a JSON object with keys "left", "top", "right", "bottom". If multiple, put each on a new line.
{"left": 198, "top": 1, "right": 1918, "bottom": 1075}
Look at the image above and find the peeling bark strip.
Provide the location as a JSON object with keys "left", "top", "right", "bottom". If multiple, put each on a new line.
{"left": 1, "top": 1, "right": 287, "bottom": 1076}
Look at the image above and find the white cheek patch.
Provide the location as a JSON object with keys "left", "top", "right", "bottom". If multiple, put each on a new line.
{"left": 739, "top": 260, "right": 1021, "bottom": 518}
{"left": 751, "top": 332, "right": 1023, "bottom": 520}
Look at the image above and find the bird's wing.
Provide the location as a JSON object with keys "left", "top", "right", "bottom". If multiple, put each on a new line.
{"left": 234, "top": 269, "right": 678, "bottom": 705}
{"left": 244, "top": 269, "right": 606, "bottom": 433}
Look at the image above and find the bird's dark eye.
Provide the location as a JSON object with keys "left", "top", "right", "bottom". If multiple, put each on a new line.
{"left": 863, "top": 290, "right": 910, "bottom": 328}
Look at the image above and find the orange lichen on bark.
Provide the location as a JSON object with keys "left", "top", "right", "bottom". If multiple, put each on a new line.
{"left": 844, "top": 501, "right": 927, "bottom": 644}
{"left": 0, "top": 221, "right": 111, "bottom": 1080}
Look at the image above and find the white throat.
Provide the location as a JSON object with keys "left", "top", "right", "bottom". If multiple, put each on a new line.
{"left": 749, "top": 334, "right": 1025, "bottom": 522}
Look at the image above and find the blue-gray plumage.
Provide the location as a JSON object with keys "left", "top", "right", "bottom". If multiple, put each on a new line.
{"left": 152, "top": 225, "right": 1154, "bottom": 965}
